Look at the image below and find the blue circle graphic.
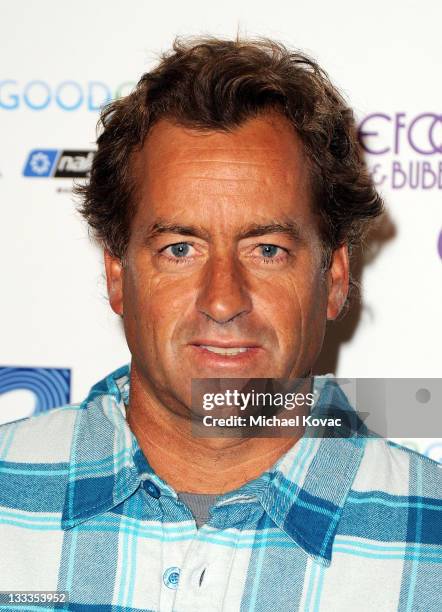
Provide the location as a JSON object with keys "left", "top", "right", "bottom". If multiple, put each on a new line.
{"left": 0, "top": 367, "right": 71, "bottom": 415}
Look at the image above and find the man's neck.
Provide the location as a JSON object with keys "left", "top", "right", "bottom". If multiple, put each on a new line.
{"left": 126, "top": 367, "right": 306, "bottom": 494}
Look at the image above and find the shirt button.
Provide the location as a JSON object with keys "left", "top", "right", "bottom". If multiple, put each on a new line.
{"left": 163, "top": 566, "right": 180, "bottom": 589}
{"left": 142, "top": 480, "right": 161, "bottom": 499}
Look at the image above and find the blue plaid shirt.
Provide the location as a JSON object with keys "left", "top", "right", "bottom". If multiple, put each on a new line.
{"left": 0, "top": 365, "right": 441, "bottom": 611}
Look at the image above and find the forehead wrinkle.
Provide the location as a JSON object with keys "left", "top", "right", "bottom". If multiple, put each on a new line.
{"left": 166, "top": 160, "right": 278, "bottom": 165}
{"left": 155, "top": 161, "right": 295, "bottom": 186}
{"left": 152, "top": 154, "right": 293, "bottom": 170}
{"left": 146, "top": 150, "right": 286, "bottom": 171}
{"left": 167, "top": 176, "right": 263, "bottom": 183}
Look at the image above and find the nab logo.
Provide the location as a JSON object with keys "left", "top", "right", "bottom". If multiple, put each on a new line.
{"left": 0, "top": 366, "right": 71, "bottom": 425}
{"left": 23, "top": 149, "right": 94, "bottom": 178}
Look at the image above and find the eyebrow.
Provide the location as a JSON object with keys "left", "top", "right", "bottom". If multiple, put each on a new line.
{"left": 143, "top": 222, "right": 210, "bottom": 242}
{"left": 239, "top": 222, "right": 302, "bottom": 242}
{"left": 143, "top": 220, "right": 302, "bottom": 243}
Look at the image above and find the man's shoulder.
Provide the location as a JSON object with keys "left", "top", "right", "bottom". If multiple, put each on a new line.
{"left": 337, "top": 436, "right": 442, "bottom": 555}
{"left": 0, "top": 404, "right": 86, "bottom": 515}
{"left": 354, "top": 435, "right": 441, "bottom": 498}
{"left": 0, "top": 402, "right": 82, "bottom": 465}
{"left": 0, "top": 364, "right": 130, "bottom": 465}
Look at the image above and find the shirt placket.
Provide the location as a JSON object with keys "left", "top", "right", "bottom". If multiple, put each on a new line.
{"left": 169, "top": 525, "right": 241, "bottom": 612}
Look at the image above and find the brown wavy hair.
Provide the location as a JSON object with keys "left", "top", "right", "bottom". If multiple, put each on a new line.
{"left": 76, "top": 36, "right": 383, "bottom": 274}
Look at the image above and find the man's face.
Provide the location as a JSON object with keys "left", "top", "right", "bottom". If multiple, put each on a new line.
{"left": 105, "top": 113, "right": 348, "bottom": 412}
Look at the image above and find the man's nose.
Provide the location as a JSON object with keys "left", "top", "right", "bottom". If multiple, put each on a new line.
{"left": 196, "top": 255, "right": 253, "bottom": 324}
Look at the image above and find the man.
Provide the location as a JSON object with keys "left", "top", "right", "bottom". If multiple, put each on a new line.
{"left": 0, "top": 37, "right": 440, "bottom": 611}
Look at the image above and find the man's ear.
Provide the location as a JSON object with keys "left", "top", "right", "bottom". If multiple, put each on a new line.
{"left": 326, "top": 244, "right": 350, "bottom": 320}
{"left": 104, "top": 250, "right": 124, "bottom": 316}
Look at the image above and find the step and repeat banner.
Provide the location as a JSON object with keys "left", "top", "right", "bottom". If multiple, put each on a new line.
{"left": 1, "top": 0, "right": 441, "bottom": 461}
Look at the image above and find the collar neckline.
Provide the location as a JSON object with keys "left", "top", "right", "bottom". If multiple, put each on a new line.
{"left": 62, "top": 365, "right": 366, "bottom": 565}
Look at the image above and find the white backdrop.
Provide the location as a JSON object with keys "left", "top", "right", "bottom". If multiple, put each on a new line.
{"left": 1, "top": 0, "right": 441, "bottom": 461}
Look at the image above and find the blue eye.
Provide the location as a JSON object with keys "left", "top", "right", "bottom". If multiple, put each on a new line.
{"left": 170, "top": 243, "right": 190, "bottom": 257}
{"left": 260, "top": 244, "right": 279, "bottom": 258}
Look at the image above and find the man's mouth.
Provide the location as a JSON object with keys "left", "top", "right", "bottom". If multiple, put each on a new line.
{"left": 199, "top": 345, "right": 249, "bottom": 356}
{"left": 188, "top": 341, "right": 262, "bottom": 365}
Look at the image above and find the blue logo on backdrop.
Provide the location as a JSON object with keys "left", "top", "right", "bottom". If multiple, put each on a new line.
{"left": 0, "top": 367, "right": 71, "bottom": 416}
{"left": 0, "top": 80, "right": 136, "bottom": 111}
{"left": 23, "top": 149, "right": 94, "bottom": 178}
{"left": 23, "top": 149, "right": 59, "bottom": 177}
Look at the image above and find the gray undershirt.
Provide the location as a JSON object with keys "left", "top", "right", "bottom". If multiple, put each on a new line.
{"left": 178, "top": 492, "right": 219, "bottom": 528}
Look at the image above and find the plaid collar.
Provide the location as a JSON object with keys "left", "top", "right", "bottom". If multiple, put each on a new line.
{"left": 61, "top": 365, "right": 366, "bottom": 566}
